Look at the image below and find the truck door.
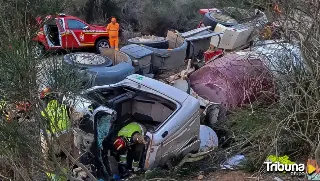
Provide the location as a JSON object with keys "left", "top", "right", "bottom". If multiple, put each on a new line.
{"left": 91, "top": 106, "right": 117, "bottom": 179}
{"left": 56, "top": 18, "right": 69, "bottom": 48}
{"left": 65, "top": 18, "right": 88, "bottom": 49}
{"left": 144, "top": 98, "right": 201, "bottom": 169}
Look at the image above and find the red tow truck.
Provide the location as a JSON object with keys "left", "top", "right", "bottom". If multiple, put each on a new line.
{"left": 33, "top": 14, "right": 110, "bottom": 57}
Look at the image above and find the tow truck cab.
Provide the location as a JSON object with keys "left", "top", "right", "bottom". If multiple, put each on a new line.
{"left": 33, "top": 14, "right": 110, "bottom": 57}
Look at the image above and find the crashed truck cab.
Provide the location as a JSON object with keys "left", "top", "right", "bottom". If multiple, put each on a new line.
{"left": 74, "top": 74, "right": 201, "bottom": 175}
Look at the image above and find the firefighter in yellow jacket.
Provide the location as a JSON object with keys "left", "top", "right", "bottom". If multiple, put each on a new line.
{"left": 0, "top": 96, "right": 11, "bottom": 122}
{"left": 40, "top": 87, "right": 72, "bottom": 159}
{"left": 106, "top": 17, "right": 120, "bottom": 50}
{"left": 113, "top": 122, "right": 147, "bottom": 170}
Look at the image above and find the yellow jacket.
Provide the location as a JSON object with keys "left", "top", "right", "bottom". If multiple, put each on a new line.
{"left": 41, "top": 99, "right": 70, "bottom": 134}
{"left": 0, "top": 98, "right": 6, "bottom": 110}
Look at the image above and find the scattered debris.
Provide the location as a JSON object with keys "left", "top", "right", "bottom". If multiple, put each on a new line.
{"left": 197, "top": 174, "right": 204, "bottom": 180}
{"left": 175, "top": 148, "right": 215, "bottom": 171}
{"left": 172, "top": 79, "right": 189, "bottom": 93}
{"left": 249, "top": 40, "right": 303, "bottom": 74}
{"left": 220, "top": 154, "right": 246, "bottom": 170}
{"left": 273, "top": 177, "right": 283, "bottom": 181}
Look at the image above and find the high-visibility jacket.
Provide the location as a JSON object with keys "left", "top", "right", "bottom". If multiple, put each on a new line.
{"left": 0, "top": 97, "right": 9, "bottom": 120}
{"left": 106, "top": 22, "right": 120, "bottom": 38}
{"left": 0, "top": 99, "right": 6, "bottom": 111}
{"left": 46, "top": 168, "right": 68, "bottom": 181}
{"left": 117, "top": 122, "right": 146, "bottom": 140}
{"left": 41, "top": 99, "right": 70, "bottom": 134}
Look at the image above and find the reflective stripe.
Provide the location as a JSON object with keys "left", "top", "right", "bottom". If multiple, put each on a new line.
{"left": 70, "top": 30, "right": 80, "bottom": 45}
{"left": 117, "top": 144, "right": 123, "bottom": 150}
{"left": 138, "top": 124, "right": 146, "bottom": 136}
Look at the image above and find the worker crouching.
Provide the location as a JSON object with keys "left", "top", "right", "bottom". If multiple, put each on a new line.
{"left": 112, "top": 122, "right": 148, "bottom": 172}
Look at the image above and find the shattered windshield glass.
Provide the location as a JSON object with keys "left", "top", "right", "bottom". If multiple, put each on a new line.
{"left": 96, "top": 114, "right": 112, "bottom": 149}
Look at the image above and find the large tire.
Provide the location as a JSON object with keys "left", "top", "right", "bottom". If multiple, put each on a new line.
{"left": 63, "top": 52, "right": 134, "bottom": 86}
{"left": 128, "top": 36, "right": 169, "bottom": 49}
{"left": 95, "top": 38, "right": 110, "bottom": 54}
{"left": 64, "top": 53, "right": 113, "bottom": 68}
{"left": 202, "top": 11, "right": 238, "bottom": 30}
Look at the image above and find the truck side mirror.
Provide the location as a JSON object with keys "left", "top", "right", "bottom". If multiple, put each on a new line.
{"left": 83, "top": 26, "right": 89, "bottom": 30}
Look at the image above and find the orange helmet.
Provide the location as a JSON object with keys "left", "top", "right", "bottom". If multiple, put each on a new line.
{"left": 40, "top": 87, "right": 51, "bottom": 99}
{"left": 113, "top": 136, "right": 127, "bottom": 151}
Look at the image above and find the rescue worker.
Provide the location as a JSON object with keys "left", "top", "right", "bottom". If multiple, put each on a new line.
{"left": 106, "top": 17, "right": 120, "bottom": 51}
{"left": 40, "top": 87, "right": 73, "bottom": 160}
{"left": 0, "top": 96, "right": 9, "bottom": 121}
{"left": 0, "top": 96, "right": 14, "bottom": 122}
{"left": 112, "top": 122, "right": 148, "bottom": 171}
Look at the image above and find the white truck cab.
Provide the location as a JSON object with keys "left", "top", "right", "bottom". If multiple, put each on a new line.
{"left": 73, "top": 74, "right": 201, "bottom": 178}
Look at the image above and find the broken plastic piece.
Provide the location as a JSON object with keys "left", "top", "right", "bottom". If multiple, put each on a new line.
{"left": 220, "top": 154, "right": 245, "bottom": 170}
{"left": 199, "top": 125, "right": 218, "bottom": 152}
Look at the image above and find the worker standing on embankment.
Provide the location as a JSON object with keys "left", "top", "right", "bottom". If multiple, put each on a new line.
{"left": 107, "top": 17, "right": 120, "bottom": 51}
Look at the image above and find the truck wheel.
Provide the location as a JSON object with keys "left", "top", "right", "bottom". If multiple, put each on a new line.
{"left": 202, "top": 11, "right": 238, "bottom": 30}
{"left": 128, "top": 36, "right": 169, "bottom": 49}
{"left": 32, "top": 43, "right": 45, "bottom": 58}
{"left": 205, "top": 104, "right": 227, "bottom": 126}
{"left": 95, "top": 39, "right": 110, "bottom": 54}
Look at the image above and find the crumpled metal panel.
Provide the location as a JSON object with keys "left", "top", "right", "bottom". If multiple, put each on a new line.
{"left": 189, "top": 53, "right": 275, "bottom": 110}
